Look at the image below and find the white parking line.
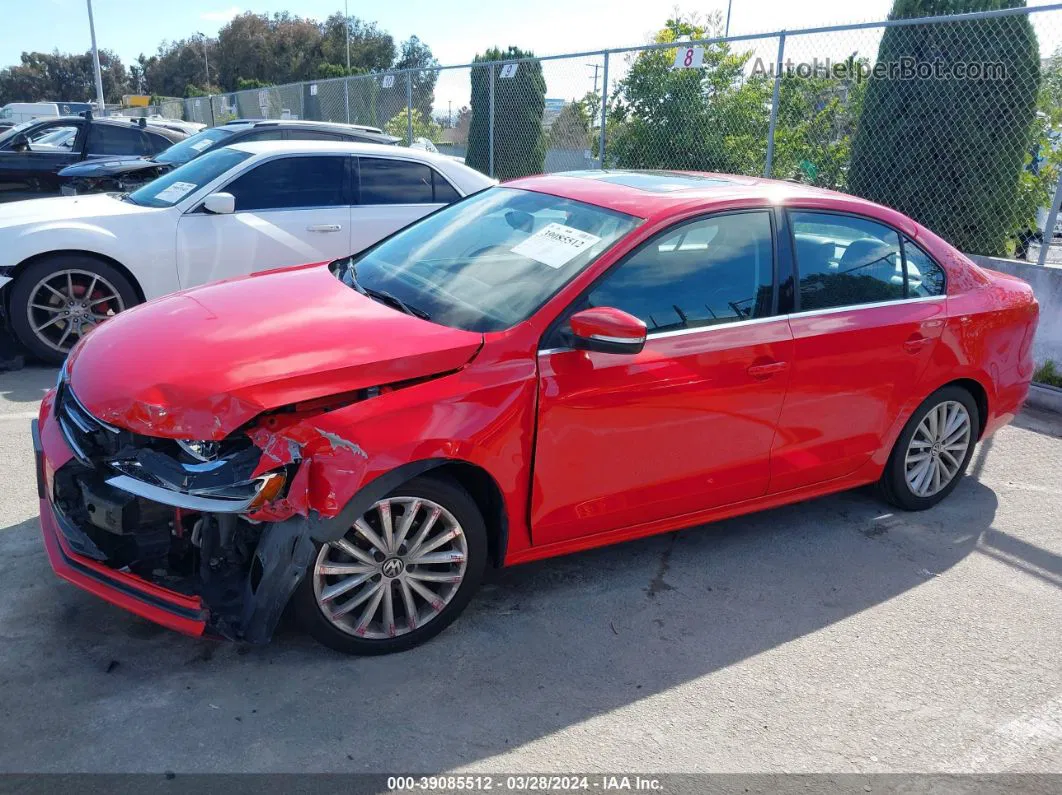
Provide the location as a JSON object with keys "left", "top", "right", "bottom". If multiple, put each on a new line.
{"left": 0, "top": 412, "right": 39, "bottom": 422}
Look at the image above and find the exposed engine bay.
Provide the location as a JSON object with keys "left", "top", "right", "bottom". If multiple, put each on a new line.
{"left": 47, "top": 374, "right": 349, "bottom": 643}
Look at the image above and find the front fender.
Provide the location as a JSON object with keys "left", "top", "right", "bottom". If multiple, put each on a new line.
{"left": 242, "top": 346, "right": 538, "bottom": 558}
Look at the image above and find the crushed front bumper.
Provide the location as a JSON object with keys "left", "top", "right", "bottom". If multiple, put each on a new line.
{"left": 33, "top": 417, "right": 209, "bottom": 637}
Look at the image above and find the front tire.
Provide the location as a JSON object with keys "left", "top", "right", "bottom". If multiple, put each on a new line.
{"left": 293, "top": 476, "right": 488, "bottom": 655}
{"left": 9, "top": 255, "right": 139, "bottom": 364}
{"left": 879, "top": 385, "right": 980, "bottom": 511}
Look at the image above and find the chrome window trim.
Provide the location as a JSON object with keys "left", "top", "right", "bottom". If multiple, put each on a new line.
{"left": 787, "top": 294, "right": 946, "bottom": 319}
{"left": 589, "top": 333, "right": 644, "bottom": 344}
{"left": 537, "top": 294, "right": 947, "bottom": 354}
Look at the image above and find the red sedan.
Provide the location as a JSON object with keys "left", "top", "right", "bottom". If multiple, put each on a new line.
{"left": 33, "top": 171, "right": 1038, "bottom": 654}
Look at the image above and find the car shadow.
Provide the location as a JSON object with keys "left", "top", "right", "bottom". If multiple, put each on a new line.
{"left": 0, "top": 364, "right": 57, "bottom": 404}
{"left": 0, "top": 471, "right": 1011, "bottom": 771}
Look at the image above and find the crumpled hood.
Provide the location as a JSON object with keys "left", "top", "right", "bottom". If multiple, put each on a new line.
{"left": 67, "top": 265, "right": 484, "bottom": 440}
{"left": 59, "top": 157, "right": 165, "bottom": 177}
{"left": 0, "top": 193, "right": 158, "bottom": 230}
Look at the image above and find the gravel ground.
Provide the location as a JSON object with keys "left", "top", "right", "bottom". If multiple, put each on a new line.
{"left": 0, "top": 365, "right": 1060, "bottom": 774}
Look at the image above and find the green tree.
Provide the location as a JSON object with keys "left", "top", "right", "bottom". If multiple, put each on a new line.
{"left": 466, "top": 47, "right": 546, "bottom": 179}
{"left": 770, "top": 56, "right": 869, "bottom": 189}
{"left": 395, "top": 36, "right": 439, "bottom": 121}
{"left": 0, "top": 50, "right": 130, "bottom": 105}
{"left": 385, "top": 107, "right": 442, "bottom": 142}
{"left": 847, "top": 0, "right": 1041, "bottom": 255}
{"left": 606, "top": 14, "right": 771, "bottom": 172}
{"left": 548, "top": 94, "right": 595, "bottom": 150}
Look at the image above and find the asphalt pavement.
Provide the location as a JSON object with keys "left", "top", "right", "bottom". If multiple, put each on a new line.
{"left": 0, "top": 364, "right": 1060, "bottom": 774}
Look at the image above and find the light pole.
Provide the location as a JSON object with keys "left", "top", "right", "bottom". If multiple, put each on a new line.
{"left": 344, "top": 0, "right": 350, "bottom": 73}
{"left": 725, "top": 0, "right": 733, "bottom": 37}
{"left": 197, "top": 31, "right": 210, "bottom": 88}
{"left": 85, "top": 0, "right": 106, "bottom": 115}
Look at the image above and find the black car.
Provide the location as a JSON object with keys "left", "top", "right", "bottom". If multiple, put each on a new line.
{"left": 57, "top": 119, "right": 403, "bottom": 195}
{"left": 0, "top": 115, "right": 187, "bottom": 202}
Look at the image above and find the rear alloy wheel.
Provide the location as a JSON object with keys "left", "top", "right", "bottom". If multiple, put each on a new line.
{"left": 879, "top": 386, "right": 980, "bottom": 511}
{"left": 293, "top": 476, "right": 487, "bottom": 655}
{"left": 10, "top": 256, "right": 138, "bottom": 364}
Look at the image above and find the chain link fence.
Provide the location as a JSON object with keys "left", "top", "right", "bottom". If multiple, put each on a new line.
{"left": 152, "top": 4, "right": 1062, "bottom": 261}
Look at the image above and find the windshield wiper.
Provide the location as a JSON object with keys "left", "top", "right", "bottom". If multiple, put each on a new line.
{"left": 347, "top": 263, "right": 431, "bottom": 320}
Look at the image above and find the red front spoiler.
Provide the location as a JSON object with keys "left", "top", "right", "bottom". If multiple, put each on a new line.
{"left": 34, "top": 418, "right": 209, "bottom": 638}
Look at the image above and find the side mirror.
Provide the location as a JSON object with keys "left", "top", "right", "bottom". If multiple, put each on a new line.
{"left": 202, "top": 192, "right": 235, "bottom": 215}
{"left": 11, "top": 133, "right": 29, "bottom": 152}
{"left": 568, "top": 306, "right": 647, "bottom": 355}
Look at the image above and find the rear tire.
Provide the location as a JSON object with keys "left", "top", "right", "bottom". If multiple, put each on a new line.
{"left": 293, "top": 475, "right": 487, "bottom": 655}
{"left": 10, "top": 255, "right": 139, "bottom": 364}
{"left": 879, "top": 385, "right": 980, "bottom": 511}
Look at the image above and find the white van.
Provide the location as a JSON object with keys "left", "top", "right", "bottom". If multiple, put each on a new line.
{"left": 0, "top": 102, "right": 94, "bottom": 124}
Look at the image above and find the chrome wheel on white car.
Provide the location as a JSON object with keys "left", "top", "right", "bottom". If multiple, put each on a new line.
{"left": 293, "top": 476, "right": 487, "bottom": 655}
{"left": 9, "top": 255, "right": 139, "bottom": 364}
{"left": 26, "top": 269, "right": 125, "bottom": 355}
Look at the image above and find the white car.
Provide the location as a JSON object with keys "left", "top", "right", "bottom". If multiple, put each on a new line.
{"left": 0, "top": 140, "right": 494, "bottom": 362}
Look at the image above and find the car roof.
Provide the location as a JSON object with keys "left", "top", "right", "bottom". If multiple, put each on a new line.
{"left": 223, "top": 119, "right": 385, "bottom": 134}
{"left": 229, "top": 139, "right": 455, "bottom": 163}
{"left": 504, "top": 170, "right": 917, "bottom": 232}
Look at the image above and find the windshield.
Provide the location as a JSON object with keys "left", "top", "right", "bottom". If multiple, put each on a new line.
{"left": 127, "top": 147, "right": 251, "bottom": 208}
{"left": 155, "top": 126, "right": 237, "bottom": 165}
{"left": 0, "top": 108, "right": 12, "bottom": 120}
{"left": 343, "top": 187, "right": 641, "bottom": 332}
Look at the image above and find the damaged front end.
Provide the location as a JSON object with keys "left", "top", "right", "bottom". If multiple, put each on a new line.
{"left": 44, "top": 374, "right": 341, "bottom": 643}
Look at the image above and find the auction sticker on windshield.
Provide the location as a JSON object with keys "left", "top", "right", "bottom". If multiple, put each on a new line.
{"left": 153, "top": 181, "right": 198, "bottom": 203}
{"left": 510, "top": 223, "right": 601, "bottom": 269}
{"left": 190, "top": 139, "right": 213, "bottom": 152}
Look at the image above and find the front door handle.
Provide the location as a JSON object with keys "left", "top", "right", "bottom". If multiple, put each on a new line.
{"left": 747, "top": 361, "right": 789, "bottom": 379}
{"left": 307, "top": 224, "right": 342, "bottom": 233}
{"left": 903, "top": 334, "right": 933, "bottom": 354}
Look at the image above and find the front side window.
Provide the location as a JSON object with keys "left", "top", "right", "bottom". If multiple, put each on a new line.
{"left": 127, "top": 147, "right": 251, "bottom": 208}
{"left": 586, "top": 211, "right": 775, "bottom": 333}
{"left": 87, "top": 124, "right": 151, "bottom": 156}
{"left": 359, "top": 157, "right": 434, "bottom": 204}
{"left": 19, "top": 122, "right": 82, "bottom": 153}
{"left": 343, "top": 187, "right": 641, "bottom": 332}
{"left": 224, "top": 155, "right": 348, "bottom": 211}
{"left": 903, "top": 238, "right": 947, "bottom": 297}
{"left": 790, "top": 211, "right": 904, "bottom": 311}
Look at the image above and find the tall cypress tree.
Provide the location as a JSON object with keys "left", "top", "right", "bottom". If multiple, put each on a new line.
{"left": 466, "top": 47, "right": 546, "bottom": 179}
{"left": 847, "top": 0, "right": 1040, "bottom": 255}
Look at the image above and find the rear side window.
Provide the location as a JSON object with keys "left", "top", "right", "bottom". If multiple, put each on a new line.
{"left": 790, "top": 212, "right": 904, "bottom": 311}
{"left": 903, "top": 238, "right": 947, "bottom": 297}
{"left": 224, "top": 155, "right": 348, "bottom": 211}
{"left": 433, "top": 172, "right": 461, "bottom": 203}
{"left": 240, "top": 129, "right": 286, "bottom": 142}
{"left": 586, "top": 210, "right": 775, "bottom": 332}
{"left": 358, "top": 157, "right": 434, "bottom": 204}
{"left": 289, "top": 130, "right": 344, "bottom": 141}
{"left": 86, "top": 124, "right": 152, "bottom": 156}
{"left": 146, "top": 131, "right": 174, "bottom": 155}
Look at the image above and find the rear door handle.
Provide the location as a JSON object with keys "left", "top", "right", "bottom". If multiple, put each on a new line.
{"left": 747, "top": 361, "right": 789, "bottom": 378}
{"left": 307, "top": 224, "right": 342, "bottom": 233}
{"left": 903, "top": 334, "right": 933, "bottom": 354}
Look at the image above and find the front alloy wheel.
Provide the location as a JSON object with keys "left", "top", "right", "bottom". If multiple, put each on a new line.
{"left": 293, "top": 476, "right": 487, "bottom": 654}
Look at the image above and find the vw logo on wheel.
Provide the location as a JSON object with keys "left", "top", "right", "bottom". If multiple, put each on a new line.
{"left": 381, "top": 558, "right": 405, "bottom": 578}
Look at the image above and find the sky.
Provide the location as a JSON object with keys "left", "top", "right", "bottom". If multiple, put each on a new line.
{"left": 5, "top": 0, "right": 1062, "bottom": 117}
